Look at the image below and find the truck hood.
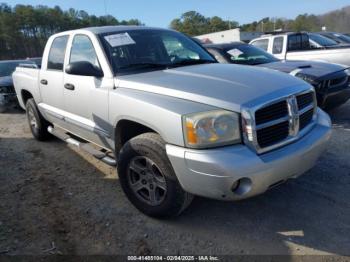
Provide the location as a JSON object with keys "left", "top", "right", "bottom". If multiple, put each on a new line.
{"left": 116, "top": 63, "right": 311, "bottom": 112}
{"left": 0, "top": 76, "right": 13, "bottom": 87}
{"left": 257, "top": 60, "right": 347, "bottom": 79}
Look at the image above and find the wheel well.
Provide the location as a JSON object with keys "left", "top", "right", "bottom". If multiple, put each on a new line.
{"left": 115, "top": 120, "right": 157, "bottom": 155}
{"left": 21, "top": 90, "right": 33, "bottom": 105}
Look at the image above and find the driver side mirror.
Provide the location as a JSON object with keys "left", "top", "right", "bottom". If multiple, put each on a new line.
{"left": 65, "top": 61, "right": 104, "bottom": 77}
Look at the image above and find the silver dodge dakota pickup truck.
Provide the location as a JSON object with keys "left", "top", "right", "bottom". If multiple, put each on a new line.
{"left": 13, "top": 26, "right": 332, "bottom": 217}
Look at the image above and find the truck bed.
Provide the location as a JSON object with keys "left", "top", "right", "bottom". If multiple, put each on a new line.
{"left": 286, "top": 47, "right": 350, "bottom": 66}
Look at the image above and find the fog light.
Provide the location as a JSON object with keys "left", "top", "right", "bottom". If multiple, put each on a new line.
{"left": 232, "top": 178, "right": 252, "bottom": 196}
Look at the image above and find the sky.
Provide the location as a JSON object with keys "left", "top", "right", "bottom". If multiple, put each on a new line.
{"left": 4, "top": 0, "right": 350, "bottom": 27}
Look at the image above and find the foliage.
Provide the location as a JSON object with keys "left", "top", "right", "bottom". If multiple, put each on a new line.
{"left": 1, "top": 3, "right": 350, "bottom": 59}
{"left": 170, "top": 11, "right": 239, "bottom": 36}
{"left": 171, "top": 6, "right": 350, "bottom": 35}
{"left": 0, "top": 3, "right": 142, "bottom": 60}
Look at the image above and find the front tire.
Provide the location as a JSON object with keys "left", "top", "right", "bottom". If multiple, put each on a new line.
{"left": 117, "top": 133, "right": 193, "bottom": 218}
{"left": 26, "top": 98, "right": 51, "bottom": 141}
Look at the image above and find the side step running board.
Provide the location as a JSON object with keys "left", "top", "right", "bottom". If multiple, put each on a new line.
{"left": 47, "top": 126, "right": 116, "bottom": 166}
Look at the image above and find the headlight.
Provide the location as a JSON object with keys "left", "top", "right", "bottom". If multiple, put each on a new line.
{"left": 295, "top": 73, "right": 318, "bottom": 85}
{"left": 345, "top": 69, "right": 350, "bottom": 76}
{"left": 183, "top": 110, "right": 241, "bottom": 148}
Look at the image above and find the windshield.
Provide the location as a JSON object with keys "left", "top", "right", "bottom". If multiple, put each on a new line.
{"left": 99, "top": 29, "right": 216, "bottom": 75}
{"left": 223, "top": 44, "right": 279, "bottom": 65}
{"left": 334, "top": 33, "right": 350, "bottom": 43}
{"left": 308, "top": 33, "right": 338, "bottom": 47}
{"left": 0, "top": 61, "right": 22, "bottom": 77}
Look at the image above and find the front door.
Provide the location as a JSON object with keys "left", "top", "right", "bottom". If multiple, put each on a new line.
{"left": 62, "top": 34, "right": 112, "bottom": 149}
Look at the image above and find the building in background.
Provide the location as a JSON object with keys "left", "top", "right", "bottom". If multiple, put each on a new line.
{"left": 195, "top": 28, "right": 263, "bottom": 44}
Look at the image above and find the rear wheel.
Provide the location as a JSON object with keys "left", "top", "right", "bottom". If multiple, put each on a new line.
{"left": 117, "top": 133, "right": 193, "bottom": 218}
{"left": 26, "top": 98, "right": 51, "bottom": 141}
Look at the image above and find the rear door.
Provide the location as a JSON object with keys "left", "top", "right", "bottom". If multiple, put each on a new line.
{"left": 62, "top": 33, "right": 113, "bottom": 149}
{"left": 38, "top": 35, "right": 69, "bottom": 124}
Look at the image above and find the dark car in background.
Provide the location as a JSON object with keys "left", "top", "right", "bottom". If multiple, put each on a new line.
{"left": 0, "top": 59, "right": 40, "bottom": 112}
{"left": 317, "top": 32, "right": 350, "bottom": 45}
{"left": 205, "top": 42, "right": 350, "bottom": 109}
{"left": 26, "top": 57, "right": 42, "bottom": 67}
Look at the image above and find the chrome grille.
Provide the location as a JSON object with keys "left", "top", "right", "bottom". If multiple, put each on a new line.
{"left": 299, "top": 109, "right": 314, "bottom": 130}
{"left": 329, "top": 76, "right": 348, "bottom": 88}
{"left": 255, "top": 101, "right": 288, "bottom": 125}
{"left": 296, "top": 92, "right": 313, "bottom": 110}
{"left": 319, "top": 71, "right": 349, "bottom": 90}
{"left": 242, "top": 89, "right": 317, "bottom": 154}
{"left": 256, "top": 121, "right": 289, "bottom": 148}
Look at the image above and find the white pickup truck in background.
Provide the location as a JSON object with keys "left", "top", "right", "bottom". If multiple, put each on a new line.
{"left": 250, "top": 32, "right": 350, "bottom": 66}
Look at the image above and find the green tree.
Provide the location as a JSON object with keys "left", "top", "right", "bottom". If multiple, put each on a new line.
{"left": 0, "top": 4, "right": 143, "bottom": 60}
{"left": 170, "top": 11, "right": 238, "bottom": 36}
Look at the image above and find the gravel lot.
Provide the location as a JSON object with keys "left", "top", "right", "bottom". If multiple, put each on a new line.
{"left": 0, "top": 102, "right": 349, "bottom": 256}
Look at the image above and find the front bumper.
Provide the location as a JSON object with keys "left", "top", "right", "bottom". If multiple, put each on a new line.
{"left": 166, "top": 109, "right": 332, "bottom": 201}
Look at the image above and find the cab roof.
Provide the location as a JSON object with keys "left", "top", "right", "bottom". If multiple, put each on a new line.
{"left": 76, "top": 25, "right": 169, "bottom": 35}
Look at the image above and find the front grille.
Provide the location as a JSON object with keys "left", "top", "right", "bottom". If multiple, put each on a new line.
{"left": 297, "top": 92, "right": 313, "bottom": 110}
{"left": 257, "top": 121, "right": 289, "bottom": 148}
{"left": 330, "top": 76, "right": 348, "bottom": 88}
{"left": 255, "top": 101, "right": 288, "bottom": 125}
{"left": 299, "top": 109, "right": 314, "bottom": 130}
{"left": 320, "top": 71, "right": 349, "bottom": 89}
{"left": 250, "top": 90, "right": 316, "bottom": 153}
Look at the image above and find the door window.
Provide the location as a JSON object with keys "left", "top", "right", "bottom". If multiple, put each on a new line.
{"left": 70, "top": 35, "right": 100, "bottom": 68}
{"left": 272, "top": 37, "right": 284, "bottom": 54}
{"left": 288, "top": 34, "right": 310, "bottom": 51}
{"left": 47, "top": 35, "right": 69, "bottom": 71}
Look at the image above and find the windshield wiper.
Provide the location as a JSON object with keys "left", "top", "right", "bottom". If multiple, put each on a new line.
{"left": 169, "top": 59, "right": 217, "bottom": 68}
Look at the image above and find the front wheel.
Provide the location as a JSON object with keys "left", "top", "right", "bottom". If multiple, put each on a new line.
{"left": 117, "top": 133, "right": 193, "bottom": 218}
{"left": 26, "top": 98, "right": 51, "bottom": 141}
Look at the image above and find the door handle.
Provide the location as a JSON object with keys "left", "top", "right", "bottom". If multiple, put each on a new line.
{"left": 64, "top": 83, "right": 75, "bottom": 90}
{"left": 40, "top": 79, "right": 48, "bottom": 85}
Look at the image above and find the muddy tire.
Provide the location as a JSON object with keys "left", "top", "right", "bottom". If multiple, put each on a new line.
{"left": 117, "top": 133, "right": 193, "bottom": 218}
{"left": 26, "top": 98, "right": 51, "bottom": 141}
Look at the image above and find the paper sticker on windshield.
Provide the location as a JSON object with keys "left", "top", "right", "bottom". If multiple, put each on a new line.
{"left": 104, "top": 33, "right": 136, "bottom": 47}
{"left": 227, "top": 48, "right": 243, "bottom": 57}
